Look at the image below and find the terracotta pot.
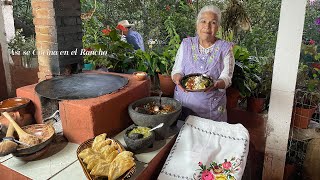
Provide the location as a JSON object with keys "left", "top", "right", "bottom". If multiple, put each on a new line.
{"left": 292, "top": 106, "right": 317, "bottom": 129}
{"left": 283, "top": 164, "right": 296, "bottom": 180}
{"left": 247, "top": 97, "right": 266, "bottom": 113}
{"left": 11, "top": 55, "right": 22, "bottom": 66}
{"left": 226, "top": 87, "right": 240, "bottom": 109}
{"left": 158, "top": 74, "right": 175, "bottom": 97}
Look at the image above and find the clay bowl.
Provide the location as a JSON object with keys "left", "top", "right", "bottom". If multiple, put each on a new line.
{"left": 128, "top": 96, "right": 182, "bottom": 139}
{"left": 133, "top": 71, "right": 148, "bottom": 81}
{"left": 0, "top": 97, "right": 30, "bottom": 112}
{"left": 12, "top": 124, "right": 55, "bottom": 157}
{"left": 13, "top": 144, "right": 50, "bottom": 161}
{"left": 123, "top": 125, "right": 155, "bottom": 152}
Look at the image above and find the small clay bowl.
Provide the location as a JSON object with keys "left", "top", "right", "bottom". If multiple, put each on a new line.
{"left": 0, "top": 97, "right": 30, "bottom": 112}
{"left": 123, "top": 125, "right": 155, "bottom": 152}
{"left": 133, "top": 71, "right": 148, "bottom": 81}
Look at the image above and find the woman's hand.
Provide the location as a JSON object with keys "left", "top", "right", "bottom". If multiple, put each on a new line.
{"left": 205, "top": 79, "right": 225, "bottom": 92}
{"left": 172, "top": 73, "right": 187, "bottom": 92}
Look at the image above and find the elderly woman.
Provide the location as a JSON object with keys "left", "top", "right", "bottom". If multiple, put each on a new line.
{"left": 171, "top": 5, "right": 235, "bottom": 122}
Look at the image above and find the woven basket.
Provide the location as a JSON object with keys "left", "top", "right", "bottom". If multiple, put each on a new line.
{"left": 77, "top": 137, "right": 136, "bottom": 180}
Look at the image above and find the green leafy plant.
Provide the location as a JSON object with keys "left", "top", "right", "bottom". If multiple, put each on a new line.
{"left": 250, "top": 56, "right": 274, "bottom": 98}
{"left": 295, "top": 62, "right": 320, "bottom": 107}
{"left": 300, "top": 43, "right": 320, "bottom": 63}
{"left": 8, "top": 29, "right": 36, "bottom": 62}
{"left": 134, "top": 50, "right": 159, "bottom": 76}
{"left": 157, "top": 16, "right": 181, "bottom": 76}
{"left": 231, "top": 45, "right": 261, "bottom": 97}
{"left": 82, "top": 25, "right": 136, "bottom": 72}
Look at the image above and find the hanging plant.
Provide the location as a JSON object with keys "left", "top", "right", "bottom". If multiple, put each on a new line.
{"left": 221, "top": 0, "right": 251, "bottom": 39}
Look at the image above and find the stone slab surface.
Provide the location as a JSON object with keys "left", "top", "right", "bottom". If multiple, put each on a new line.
{"left": 2, "top": 143, "right": 78, "bottom": 180}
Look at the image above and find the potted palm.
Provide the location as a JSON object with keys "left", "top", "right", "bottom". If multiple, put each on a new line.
{"left": 292, "top": 63, "right": 320, "bottom": 128}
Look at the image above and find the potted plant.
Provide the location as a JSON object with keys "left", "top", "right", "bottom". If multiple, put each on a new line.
{"left": 134, "top": 49, "right": 160, "bottom": 89}
{"left": 227, "top": 45, "right": 261, "bottom": 109}
{"left": 156, "top": 16, "right": 181, "bottom": 97}
{"left": 292, "top": 62, "right": 320, "bottom": 128}
{"left": 247, "top": 56, "right": 274, "bottom": 113}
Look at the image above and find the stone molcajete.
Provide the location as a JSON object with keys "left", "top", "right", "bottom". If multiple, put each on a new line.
{"left": 128, "top": 96, "right": 182, "bottom": 139}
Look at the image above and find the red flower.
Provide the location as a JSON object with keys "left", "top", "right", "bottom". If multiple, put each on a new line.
{"left": 201, "top": 170, "right": 214, "bottom": 180}
{"left": 187, "top": 0, "right": 193, "bottom": 4}
{"left": 85, "top": 48, "right": 92, "bottom": 51}
{"left": 222, "top": 161, "right": 232, "bottom": 170}
{"left": 309, "top": 39, "right": 315, "bottom": 45}
{"left": 116, "top": 24, "right": 126, "bottom": 31}
{"left": 165, "top": 5, "right": 170, "bottom": 11}
{"left": 102, "top": 28, "right": 111, "bottom": 35}
{"left": 198, "top": 162, "right": 203, "bottom": 166}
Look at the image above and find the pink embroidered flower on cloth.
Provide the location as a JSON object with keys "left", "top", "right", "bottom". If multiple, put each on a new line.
{"left": 222, "top": 160, "right": 232, "bottom": 170}
{"left": 201, "top": 170, "right": 215, "bottom": 180}
{"left": 196, "top": 157, "right": 240, "bottom": 180}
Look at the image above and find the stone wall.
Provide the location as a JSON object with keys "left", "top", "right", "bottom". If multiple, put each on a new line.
{"left": 54, "top": 0, "right": 83, "bottom": 73}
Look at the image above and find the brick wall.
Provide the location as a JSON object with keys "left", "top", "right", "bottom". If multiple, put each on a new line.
{"left": 32, "top": 0, "right": 83, "bottom": 81}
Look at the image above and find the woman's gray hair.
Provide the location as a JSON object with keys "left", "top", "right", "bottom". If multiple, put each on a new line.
{"left": 196, "top": 5, "right": 221, "bottom": 25}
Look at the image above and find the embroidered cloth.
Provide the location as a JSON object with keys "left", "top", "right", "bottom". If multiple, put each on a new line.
{"left": 158, "top": 115, "right": 249, "bottom": 180}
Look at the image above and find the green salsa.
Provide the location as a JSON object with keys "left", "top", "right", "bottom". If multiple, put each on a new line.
{"left": 128, "top": 127, "right": 151, "bottom": 138}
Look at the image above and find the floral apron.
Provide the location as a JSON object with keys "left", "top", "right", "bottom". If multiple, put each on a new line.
{"left": 174, "top": 37, "right": 233, "bottom": 122}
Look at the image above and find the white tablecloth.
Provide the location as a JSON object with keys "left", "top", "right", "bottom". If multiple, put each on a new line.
{"left": 158, "top": 115, "right": 249, "bottom": 180}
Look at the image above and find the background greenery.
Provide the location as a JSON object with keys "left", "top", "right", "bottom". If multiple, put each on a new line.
{"left": 13, "top": 0, "right": 320, "bottom": 56}
{"left": 10, "top": 0, "right": 320, "bottom": 95}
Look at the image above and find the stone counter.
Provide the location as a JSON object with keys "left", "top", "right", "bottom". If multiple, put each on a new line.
{"left": 16, "top": 71, "right": 151, "bottom": 144}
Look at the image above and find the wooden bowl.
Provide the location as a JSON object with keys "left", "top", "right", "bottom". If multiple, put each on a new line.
{"left": 133, "top": 71, "right": 148, "bottom": 81}
{"left": 12, "top": 124, "right": 55, "bottom": 156}
{"left": 0, "top": 97, "right": 30, "bottom": 112}
{"left": 13, "top": 144, "right": 50, "bottom": 161}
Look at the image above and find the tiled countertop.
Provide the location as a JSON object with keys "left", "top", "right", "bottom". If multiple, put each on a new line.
{"left": 0, "top": 121, "right": 184, "bottom": 179}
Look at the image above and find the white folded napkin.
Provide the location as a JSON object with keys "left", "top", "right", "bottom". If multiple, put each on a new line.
{"left": 158, "top": 115, "right": 249, "bottom": 180}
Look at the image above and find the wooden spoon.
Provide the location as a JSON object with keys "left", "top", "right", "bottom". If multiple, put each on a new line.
{"left": 2, "top": 112, "right": 41, "bottom": 146}
{"left": 0, "top": 123, "right": 18, "bottom": 156}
